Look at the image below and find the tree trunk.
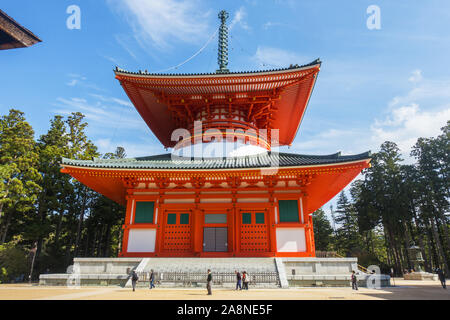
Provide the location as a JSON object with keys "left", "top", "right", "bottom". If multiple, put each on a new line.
{"left": 54, "top": 208, "right": 64, "bottom": 248}
{"left": 74, "top": 194, "right": 86, "bottom": 257}
{"left": 430, "top": 216, "right": 449, "bottom": 274}
{"left": 0, "top": 210, "right": 13, "bottom": 244}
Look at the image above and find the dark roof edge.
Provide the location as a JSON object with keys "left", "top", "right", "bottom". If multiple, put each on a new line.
{"left": 0, "top": 9, "right": 42, "bottom": 44}
{"left": 113, "top": 58, "right": 321, "bottom": 77}
{"left": 61, "top": 150, "right": 371, "bottom": 167}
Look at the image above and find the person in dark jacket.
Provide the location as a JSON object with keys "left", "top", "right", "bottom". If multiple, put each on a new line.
{"left": 149, "top": 269, "right": 155, "bottom": 289}
{"left": 207, "top": 269, "right": 212, "bottom": 295}
{"left": 437, "top": 268, "right": 446, "bottom": 289}
{"left": 235, "top": 270, "right": 242, "bottom": 290}
{"left": 131, "top": 270, "right": 139, "bottom": 292}
{"left": 351, "top": 271, "right": 358, "bottom": 290}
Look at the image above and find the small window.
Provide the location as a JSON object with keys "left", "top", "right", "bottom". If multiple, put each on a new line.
{"left": 134, "top": 202, "right": 154, "bottom": 223}
{"left": 180, "top": 214, "right": 189, "bottom": 225}
{"left": 167, "top": 213, "right": 176, "bottom": 224}
{"left": 255, "top": 212, "right": 265, "bottom": 224}
{"left": 242, "top": 212, "right": 251, "bottom": 224}
{"left": 278, "top": 200, "right": 299, "bottom": 222}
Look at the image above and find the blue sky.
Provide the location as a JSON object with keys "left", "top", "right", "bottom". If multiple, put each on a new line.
{"left": 2, "top": 0, "right": 450, "bottom": 213}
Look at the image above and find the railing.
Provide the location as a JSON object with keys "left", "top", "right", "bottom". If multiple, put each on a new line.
{"left": 135, "top": 271, "right": 280, "bottom": 286}
{"left": 315, "top": 251, "right": 369, "bottom": 274}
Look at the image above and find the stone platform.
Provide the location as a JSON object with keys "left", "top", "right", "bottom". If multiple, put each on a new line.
{"left": 39, "top": 257, "right": 391, "bottom": 288}
{"left": 403, "top": 271, "right": 438, "bottom": 281}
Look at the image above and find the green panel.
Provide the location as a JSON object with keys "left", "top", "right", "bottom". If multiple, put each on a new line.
{"left": 180, "top": 214, "right": 189, "bottom": 225}
{"left": 167, "top": 213, "right": 176, "bottom": 225}
{"left": 242, "top": 212, "right": 251, "bottom": 224}
{"left": 205, "top": 214, "right": 227, "bottom": 224}
{"left": 255, "top": 212, "right": 265, "bottom": 224}
{"left": 279, "top": 200, "right": 299, "bottom": 222}
{"left": 134, "top": 202, "right": 154, "bottom": 224}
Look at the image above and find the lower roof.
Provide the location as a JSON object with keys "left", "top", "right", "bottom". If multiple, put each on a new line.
{"left": 61, "top": 151, "right": 371, "bottom": 170}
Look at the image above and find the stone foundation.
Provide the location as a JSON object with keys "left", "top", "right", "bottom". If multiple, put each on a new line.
{"left": 39, "top": 257, "right": 391, "bottom": 288}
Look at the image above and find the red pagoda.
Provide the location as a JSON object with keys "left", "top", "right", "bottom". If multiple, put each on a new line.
{"left": 61, "top": 11, "right": 370, "bottom": 258}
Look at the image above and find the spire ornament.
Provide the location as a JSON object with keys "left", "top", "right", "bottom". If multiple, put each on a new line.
{"left": 216, "top": 10, "right": 229, "bottom": 74}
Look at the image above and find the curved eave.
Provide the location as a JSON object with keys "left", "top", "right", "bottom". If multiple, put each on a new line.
{"left": 114, "top": 59, "right": 321, "bottom": 79}
{"left": 61, "top": 157, "right": 371, "bottom": 173}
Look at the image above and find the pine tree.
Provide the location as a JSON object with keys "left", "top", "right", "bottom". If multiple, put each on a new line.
{"left": 312, "top": 208, "right": 334, "bottom": 251}
{"left": 334, "top": 191, "right": 360, "bottom": 256}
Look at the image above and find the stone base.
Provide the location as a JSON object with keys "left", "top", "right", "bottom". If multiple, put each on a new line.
{"left": 39, "top": 257, "right": 391, "bottom": 288}
{"left": 403, "top": 272, "right": 438, "bottom": 281}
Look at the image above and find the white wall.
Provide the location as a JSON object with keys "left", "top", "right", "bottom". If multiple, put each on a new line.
{"left": 127, "top": 229, "right": 156, "bottom": 253}
{"left": 276, "top": 228, "right": 306, "bottom": 252}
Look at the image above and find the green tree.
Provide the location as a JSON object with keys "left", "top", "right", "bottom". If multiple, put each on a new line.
{"left": 334, "top": 191, "right": 361, "bottom": 256}
{"left": 312, "top": 208, "right": 334, "bottom": 251}
{"left": 0, "top": 109, "right": 41, "bottom": 244}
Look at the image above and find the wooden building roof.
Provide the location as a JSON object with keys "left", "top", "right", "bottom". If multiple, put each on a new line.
{"left": 0, "top": 9, "right": 41, "bottom": 50}
{"left": 114, "top": 59, "right": 321, "bottom": 148}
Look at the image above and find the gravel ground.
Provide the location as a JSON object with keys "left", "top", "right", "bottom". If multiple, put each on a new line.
{"left": 0, "top": 279, "right": 448, "bottom": 300}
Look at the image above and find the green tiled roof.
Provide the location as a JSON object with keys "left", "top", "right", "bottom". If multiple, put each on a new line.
{"left": 114, "top": 59, "right": 321, "bottom": 77}
{"left": 61, "top": 151, "right": 371, "bottom": 170}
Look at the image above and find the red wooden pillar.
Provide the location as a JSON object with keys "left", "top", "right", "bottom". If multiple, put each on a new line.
{"left": 309, "top": 214, "right": 316, "bottom": 256}
{"left": 154, "top": 197, "right": 162, "bottom": 256}
{"left": 302, "top": 195, "right": 313, "bottom": 257}
{"left": 193, "top": 208, "right": 203, "bottom": 254}
{"left": 156, "top": 203, "right": 166, "bottom": 255}
{"left": 120, "top": 196, "right": 134, "bottom": 257}
{"left": 228, "top": 208, "right": 234, "bottom": 254}
{"left": 268, "top": 199, "right": 277, "bottom": 254}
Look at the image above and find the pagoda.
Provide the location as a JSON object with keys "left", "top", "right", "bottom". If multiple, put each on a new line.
{"left": 61, "top": 11, "right": 370, "bottom": 258}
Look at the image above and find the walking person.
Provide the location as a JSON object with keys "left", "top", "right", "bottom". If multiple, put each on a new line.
{"left": 235, "top": 270, "right": 242, "bottom": 290}
{"left": 206, "top": 269, "right": 212, "bottom": 295}
{"left": 242, "top": 271, "right": 249, "bottom": 290}
{"left": 131, "top": 270, "right": 139, "bottom": 292}
{"left": 149, "top": 269, "right": 155, "bottom": 289}
{"left": 351, "top": 270, "right": 358, "bottom": 290}
{"left": 437, "top": 268, "right": 446, "bottom": 289}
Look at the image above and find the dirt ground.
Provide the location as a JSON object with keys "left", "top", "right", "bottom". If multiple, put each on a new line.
{"left": 0, "top": 278, "right": 448, "bottom": 300}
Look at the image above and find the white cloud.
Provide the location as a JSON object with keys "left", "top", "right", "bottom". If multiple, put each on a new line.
{"left": 408, "top": 69, "right": 422, "bottom": 83}
{"left": 108, "top": 0, "right": 211, "bottom": 49}
{"left": 52, "top": 96, "right": 145, "bottom": 132}
{"left": 290, "top": 71, "right": 450, "bottom": 163}
{"left": 253, "top": 46, "right": 308, "bottom": 68}
{"left": 371, "top": 104, "right": 450, "bottom": 159}
{"left": 229, "top": 7, "right": 249, "bottom": 31}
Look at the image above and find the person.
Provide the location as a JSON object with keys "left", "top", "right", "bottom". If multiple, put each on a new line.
{"left": 131, "top": 270, "right": 139, "bottom": 292}
{"left": 149, "top": 269, "right": 155, "bottom": 289}
{"left": 351, "top": 270, "right": 358, "bottom": 290}
{"left": 242, "top": 271, "right": 249, "bottom": 290}
{"left": 437, "top": 268, "right": 446, "bottom": 289}
{"left": 235, "top": 270, "right": 242, "bottom": 290}
{"left": 206, "top": 269, "right": 212, "bottom": 295}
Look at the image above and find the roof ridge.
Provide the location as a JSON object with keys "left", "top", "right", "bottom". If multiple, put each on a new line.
{"left": 114, "top": 58, "right": 321, "bottom": 77}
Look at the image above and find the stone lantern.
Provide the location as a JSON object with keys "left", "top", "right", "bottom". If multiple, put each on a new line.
{"left": 403, "top": 242, "right": 437, "bottom": 281}
{"left": 407, "top": 243, "right": 424, "bottom": 272}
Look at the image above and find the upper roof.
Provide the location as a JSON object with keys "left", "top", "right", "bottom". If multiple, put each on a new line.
{"left": 114, "top": 59, "right": 321, "bottom": 77}
{"left": 0, "top": 9, "right": 41, "bottom": 50}
{"left": 61, "top": 151, "right": 371, "bottom": 170}
{"left": 114, "top": 60, "right": 321, "bottom": 148}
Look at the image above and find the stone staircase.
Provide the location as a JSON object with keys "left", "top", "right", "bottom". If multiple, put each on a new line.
{"left": 133, "top": 257, "right": 279, "bottom": 288}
